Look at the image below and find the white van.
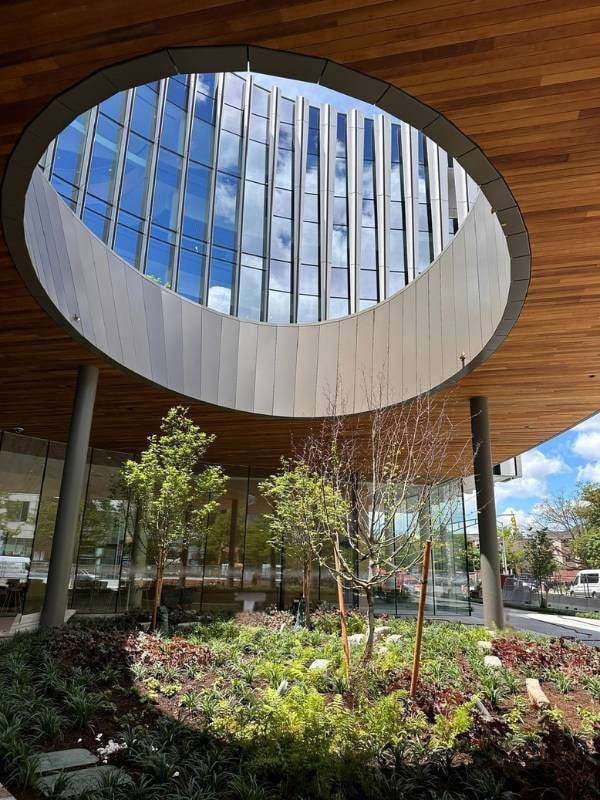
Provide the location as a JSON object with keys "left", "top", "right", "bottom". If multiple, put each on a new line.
{"left": 569, "top": 569, "right": 600, "bottom": 597}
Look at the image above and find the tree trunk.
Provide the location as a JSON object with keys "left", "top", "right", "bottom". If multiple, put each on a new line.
{"left": 363, "top": 586, "right": 376, "bottom": 663}
{"left": 178, "top": 544, "right": 188, "bottom": 604}
{"left": 151, "top": 559, "right": 165, "bottom": 632}
{"left": 304, "top": 560, "right": 312, "bottom": 628}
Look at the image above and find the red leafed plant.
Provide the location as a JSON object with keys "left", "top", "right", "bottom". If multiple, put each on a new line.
{"left": 492, "top": 636, "right": 600, "bottom": 676}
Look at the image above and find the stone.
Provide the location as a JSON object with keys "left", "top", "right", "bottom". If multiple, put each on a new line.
{"left": 474, "top": 698, "right": 493, "bottom": 722}
{"left": 387, "top": 634, "right": 402, "bottom": 644}
{"left": 377, "top": 646, "right": 389, "bottom": 656}
{"left": 483, "top": 655, "right": 502, "bottom": 669}
{"left": 39, "top": 766, "right": 127, "bottom": 797}
{"left": 39, "top": 749, "right": 98, "bottom": 775}
{"left": 0, "top": 781, "right": 17, "bottom": 799}
{"left": 373, "top": 626, "right": 392, "bottom": 640}
{"left": 277, "top": 678, "right": 289, "bottom": 695}
{"left": 348, "top": 633, "right": 366, "bottom": 647}
{"left": 309, "top": 659, "right": 329, "bottom": 672}
{"left": 476, "top": 640, "right": 493, "bottom": 654}
{"left": 526, "top": 678, "right": 550, "bottom": 708}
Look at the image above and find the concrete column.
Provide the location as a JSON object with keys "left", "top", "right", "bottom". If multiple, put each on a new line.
{"left": 40, "top": 365, "right": 99, "bottom": 627}
{"left": 469, "top": 396, "right": 504, "bottom": 629}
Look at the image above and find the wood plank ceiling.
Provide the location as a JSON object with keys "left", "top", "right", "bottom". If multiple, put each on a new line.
{"left": 1, "top": 0, "right": 600, "bottom": 470}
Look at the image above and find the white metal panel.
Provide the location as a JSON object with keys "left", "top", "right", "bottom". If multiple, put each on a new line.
{"left": 254, "top": 324, "right": 277, "bottom": 415}
{"left": 294, "top": 325, "right": 320, "bottom": 416}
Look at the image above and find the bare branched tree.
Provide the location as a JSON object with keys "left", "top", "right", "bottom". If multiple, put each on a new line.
{"left": 301, "top": 375, "right": 472, "bottom": 661}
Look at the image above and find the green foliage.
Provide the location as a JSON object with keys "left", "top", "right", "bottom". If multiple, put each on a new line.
{"left": 571, "top": 526, "right": 600, "bottom": 569}
{"left": 260, "top": 460, "right": 348, "bottom": 559}
{"left": 523, "top": 529, "right": 557, "bottom": 605}
{"left": 120, "top": 406, "right": 227, "bottom": 624}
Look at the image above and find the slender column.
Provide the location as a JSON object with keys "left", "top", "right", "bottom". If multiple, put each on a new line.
{"left": 470, "top": 396, "right": 504, "bottom": 629}
{"left": 40, "top": 365, "right": 98, "bottom": 627}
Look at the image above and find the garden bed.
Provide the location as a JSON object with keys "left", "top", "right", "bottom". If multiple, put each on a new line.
{"left": 1, "top": 610, "right": 599, "bottom": 799}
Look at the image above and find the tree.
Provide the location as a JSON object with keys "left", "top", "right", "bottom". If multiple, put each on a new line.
{"left": 536, "top": 490, "right": 586, "bottom": 540}
{"left": 260, "top": 460, "right": 348, "bottom": 627}
{"left": 497, "top": 523, "right": 525, "bottom": 574}
{"left": 120, "top": 407, "right": 228, "bottom": 630}
{"left": 303, "top": 386, "right": 471, "bottom": 662}
{"left": 524, "top": 528, "right": 557, "bottom": 608}
{"left": 571, "top": 528, "right": 600, "bottom": 569}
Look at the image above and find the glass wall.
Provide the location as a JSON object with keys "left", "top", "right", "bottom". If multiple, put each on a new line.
{"left": 0, "top": 430, "right": 469, "bottom": 618}
{"left": 43, "top": 71, "right": 477, "bottom": 326}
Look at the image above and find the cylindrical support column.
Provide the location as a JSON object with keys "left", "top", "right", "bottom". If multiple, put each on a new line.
{"left": 40, "top": 365, "right": 99, "bottom": 628}
{"left": 469, "top": 396, "right": 505, "bottom": 630}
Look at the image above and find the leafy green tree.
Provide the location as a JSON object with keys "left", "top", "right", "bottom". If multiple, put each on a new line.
{"left": 571, "top": 528, "right": 600, "bottom": 569}
{"left": 465, "top": 539, "right": 480, "bottom": 573}
{"left": 260, "top": 459, "right": 348, "bottom": 627}
{"left": 524, "top": 528, "right": 557, "bottom": 608}
{"left": 121, "top": 407, "right": 228, "bottom": 630}
{"left": 498, "top": 523, "right": 525, "bottom": 574}
{"left": 579, "top": 483, "right": 600, "bottom": 530}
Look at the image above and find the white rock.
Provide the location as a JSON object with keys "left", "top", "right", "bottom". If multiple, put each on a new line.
{"left": 348, "top": 633, "right": 366, "bottom": 647}
{"left": 309, "top": 659, "right": 330, "bottom": 672}
{"left": 377, "top": 646, "right": 389, "bottom": 656}
{"left": 477, "top": 640, "right": 493, "bottom": 654}
{"left": 483, "top": 655, "right": 503, "bottom": 669}
{"left": 373, "top": 626, "right": 392, "bottom": 640}
{"left": 387, "top": 634, "right": 402, "bottom": 644}
{"left": 526, "top": 678, "right": 550, "bottom": 708}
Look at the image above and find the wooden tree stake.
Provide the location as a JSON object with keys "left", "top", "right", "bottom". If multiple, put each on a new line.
{"left": 334, "top": 535, "right": 351, "bottom": 681}
{"left": 410, "top": 537, "right": 432, "bottom": 699}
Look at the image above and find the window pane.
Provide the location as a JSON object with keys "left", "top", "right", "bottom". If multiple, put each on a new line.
{"left": 238, "top": 266, "right": 263, "bottom": 321}
{"left": 131, "top": 84, "right": 158, "bottom": 139}
{"left": 120, "top": 132, "right": 152, "bottom": 218}
{"left": 297, "top": 294, "right": 318, "bottom": 323}
{"left": 146, "top": 236, "right": 174, "bottom": 286}
{"left": 242, "top": 181, "right": 267, "bottom": 256}
{"left": 273, "top": 188, "right": 292, "bottom": 218}
{"left": 208, "top": 256, "right": 233, "bottom": 313}
{"left": 114, "top": 224, "right": 142, "bottom": 267}
{"left": 212, "top": 173, "right": 240, "bottom": 249}
{"left": 271, "top": 217, "right": 292, "bottom": 261}
{"left": 189, "top": 117, "right": 215, "bottom": 166}
{"left": 52, "top": 112, "right": 90, "bottom": 186}
{"left": 182, "top": 161, "right": 211, "bottom": 241}
{"left": 218, "top": 130, "right": 242, "bottom": 175}
{"left": 177, "top": 245, "right": 205, "bottom": 302}
{"left": 246, "top": 140, "right": 268, "bottom": 183}
{"left": 268, "top": 290, "right": 291, "bottom": 323}
{"left": 360, "top": 270, "right": 378, "bottom": 300}
{"left": 269, "top": 259, "right": 290, "bottom": 292}
{"left": 301, "top": 222, "right": 318, "bottom": 265}
{"left": 87, "top": 114, "right": 122, "bottom": 203}
{"left": 152, "top": 149, "right": 183, "bottom": 230}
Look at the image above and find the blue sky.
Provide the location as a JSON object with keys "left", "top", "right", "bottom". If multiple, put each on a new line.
{"left": 464, "top": 412, "right": 600, "bottom": 532}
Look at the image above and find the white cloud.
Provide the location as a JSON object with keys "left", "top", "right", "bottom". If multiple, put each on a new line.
{"left": 499, "top": 505, "right": 539, "bottom": 532}
{"left": 577, "top": 461, "right": 600, "bottom": 482}
{"left": 571, "top": 430, "right": 600, "bottom": 461}
{"left": 521, "top": 449, "right": 569, "bottom": 480}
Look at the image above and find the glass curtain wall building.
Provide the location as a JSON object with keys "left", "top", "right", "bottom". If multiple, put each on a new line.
{"left": 40, "top": 71, "right": 478, "bottom": 322}
{"left": 0, "top": 430, "right": 470, "bottom": 619}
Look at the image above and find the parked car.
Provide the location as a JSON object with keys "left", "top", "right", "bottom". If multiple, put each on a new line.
{"left": 569, "top": 569, "right": 600, "bottom": 598}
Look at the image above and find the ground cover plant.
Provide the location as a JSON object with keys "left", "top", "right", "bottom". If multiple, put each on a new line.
{"left": 0, "top": 612, "right": 599, "bottom": 799}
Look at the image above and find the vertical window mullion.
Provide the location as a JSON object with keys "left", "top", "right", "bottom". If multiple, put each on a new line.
{"left": 232, "top": 75, "right": 252, "bottom": 317}
{"left": 75, "top": 105, "right": 99, "bottom": 218}
{"left": 139, "top": 79, "right": 168, "bottom": 273}
{"left": 202, "top": 72, "right": 225, "bottom": 307}
{"left": 171, "top": 73, "right": 197, "bottom": 296}
{"left": 107, "top": 89, "right": 135, "bottom": 249}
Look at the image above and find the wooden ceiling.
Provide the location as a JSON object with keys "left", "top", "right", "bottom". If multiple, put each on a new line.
{"left": 2, "top": 0, "right": 600, "bottom": 470}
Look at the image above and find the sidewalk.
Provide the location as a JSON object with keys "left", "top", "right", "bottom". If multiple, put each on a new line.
{"left": 407, "top": 605, "right": 600, "bottom": 645}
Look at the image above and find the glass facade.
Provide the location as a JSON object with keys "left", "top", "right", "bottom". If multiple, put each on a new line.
{"left": 42, "top": 71, "right": 476, "bottom": 323}
{"left": 0, "top": 430, "right": 469, "bottom": 618}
